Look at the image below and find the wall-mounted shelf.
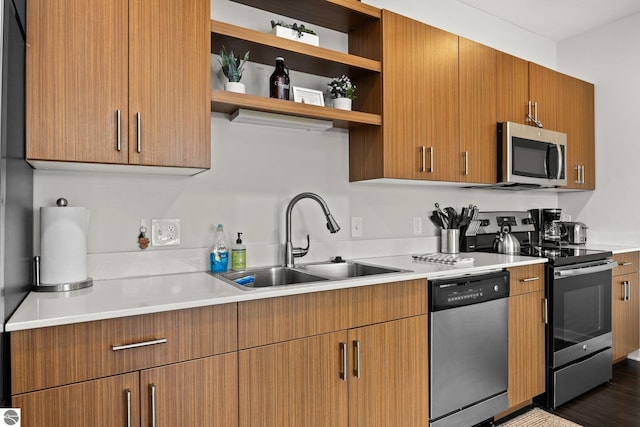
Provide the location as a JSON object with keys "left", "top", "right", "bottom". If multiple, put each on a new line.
{"left": 230, "top": 0, "right": 381, "bottom": 33}
{"left": 211, "top": 91, "right": 381, "bottom": 129}
{"left": 211, "top": 21, "right": 381, "bottom": 77}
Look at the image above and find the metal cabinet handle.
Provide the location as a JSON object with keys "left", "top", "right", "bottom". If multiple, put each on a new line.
{"left": 150, "top": 383, "right": 157, "bottom": 427}
{"left": 623, "top": 280, "right": 630, "bottom": 301}
{"left": 353, "top": 340, "right": 361, "bottom": 378}
{"left": 621, "top": 262, "right": 633, "bottom": 267}
{"left": 420, "top": 146, "right": 426, "bottom": 173}
{"left": 429, "top": 146, "right": 434, "bottom": 173}
{"left": 534, "top": 102, "right": 539, "bottom": 123}
{"left": 112, "top": 338, "right": 167, "bottom": 351}
{"left": 543, "top": 298, "right": 548, "bottom": 324}
{"left": 136, "top": 112, "right": 142, "bottom": 153}
{"left": 463, "top": 151, "right": 469, "bottom": 176}
{"left": 340, "top": 342, "right": 347, "bottom": 381}
{"left": 521, "top": 276, "right": 540, "bottom": 283}
{"left": 116, "top": 110, "right": 122, "bottom": 152}
{"left": 628, "top": 281, "right": 632, "bottom": 301}
{"left": 125, "top": 389, "right": 131, "bottom": 427}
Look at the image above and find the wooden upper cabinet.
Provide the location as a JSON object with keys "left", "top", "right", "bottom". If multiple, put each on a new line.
{"left": 349, "top": 10, "right": 459, "bottom": 182}
{"left": 562, "top": 77, "right": 595, "bottom": 189}
{"left": 528, "top": 63, "right": 559, "bottom": 130}
{"left": 26, "top": 0, "right": 129, "bottom": 164}
{"left": 26, "top": 0, "right": 210, "bottom": 169}
{"left": 496, "top": 52, "right": 529, "bottom": 124}
{"left": 129, "top": 0, "right": 210, "bottom": 168}
{"left": 459, "top": 38, "right": 497, "bottom": 184}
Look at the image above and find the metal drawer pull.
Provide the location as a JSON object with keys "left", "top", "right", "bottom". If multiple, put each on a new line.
{"left": 112, "top": 338, "right": 167, "bottom": 351}
{"left": 340, "top": 342, "right": 348, "bottom": 381}
{"left": 353, "top": 340, "right": 361, "bottom": 378}
{"left": 624, "top": 281, "right": 630, "bottom": 301}
{"left": 136, "top": 112, "right": 142, "bottom": 153}
{"left": 420, "top": 146, "right": 426, "bottom": 173}
{"left": 125, "top": 389, "right": 131, "bottom": 427}
{"left": 429, "top": 146, "right": 434, "bottom": 173}
{"left": 116, "top": 110, "right": 121, "bottom": 152}
{"left": 621, "top": 262, "right": 633, "bottom": 267}
{"left": 464, "top": 151, "right": 469, "bottom": 176}
{"left": 520, "top": 276, "right": 540, "bottom": 283}
{"left": 150, "top": 383, "right": 157, "bottom": 427}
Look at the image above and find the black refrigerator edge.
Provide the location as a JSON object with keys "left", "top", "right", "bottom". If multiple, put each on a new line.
{"left": 1, "top": 0, "right": 33, "bottom": 406}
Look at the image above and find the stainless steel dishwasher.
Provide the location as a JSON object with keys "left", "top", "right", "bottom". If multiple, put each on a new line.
{"left": 429, "top": 270, "right": 510, "bottom": 427}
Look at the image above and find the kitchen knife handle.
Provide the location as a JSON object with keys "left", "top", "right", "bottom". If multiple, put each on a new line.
{"left": 112, "top": 338, "right": 167, "bottom": 351}
{"left": 463, "top": 151, "right": 469, "bottom": 176}
{"left": 340, "top": 342, "right": 348, "bottom": 381}
{"left": 429, "top": 146, "right": 434, "bottom": 173}
{"left": 419, "top": 146, "right": 426, "bottom": 173}
{"left": 125, "top": 389, "right": 131, "bottom": 427}
{"left": 150, "top": 383, "right": 157, "bottom": 427}
{"left": 116, "top": 110, "right": 121, "bottom": 152}
{"left": 521, "top": 276, "right": 540, "bottom": 283}
{"left": 136, "top": 112, "right": 142, "bottom": 153}
{"left": 353, "top": 340, "right": 361, "bottom": 378}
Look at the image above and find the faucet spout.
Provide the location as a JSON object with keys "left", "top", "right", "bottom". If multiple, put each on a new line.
{"left": 284, "top": 192, "right": 341, "bottom": 267}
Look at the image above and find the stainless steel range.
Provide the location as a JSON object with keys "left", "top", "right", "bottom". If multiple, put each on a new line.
{"left": 461, "top": 210, "right": 617, "bottom": 409}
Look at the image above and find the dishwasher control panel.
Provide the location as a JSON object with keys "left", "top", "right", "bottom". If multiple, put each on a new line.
{"left": 428, "top": 270, "right": 509, "bottom": 311}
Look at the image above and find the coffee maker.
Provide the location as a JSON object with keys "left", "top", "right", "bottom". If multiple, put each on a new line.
{"left": 528, "top": 208, "right": 563, "bottom": 246}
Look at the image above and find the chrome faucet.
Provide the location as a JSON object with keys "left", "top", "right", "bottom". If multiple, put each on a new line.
{"left": 284, "top": 192, "right": 341, "bottom": 267}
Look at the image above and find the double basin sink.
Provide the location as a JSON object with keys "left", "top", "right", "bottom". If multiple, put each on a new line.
{"left": 216, "top": 261, "right": 409, "bottom": 290}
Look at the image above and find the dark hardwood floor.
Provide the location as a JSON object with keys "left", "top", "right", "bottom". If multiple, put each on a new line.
{"left": 552, "top": 359, "right": 640, "bottom": 426}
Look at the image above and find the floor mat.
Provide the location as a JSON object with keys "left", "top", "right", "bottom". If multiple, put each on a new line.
{"left": 498, "top": 408, "right": 583, "bottom": 427}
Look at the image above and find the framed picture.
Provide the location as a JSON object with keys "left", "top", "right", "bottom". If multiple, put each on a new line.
{"left": 292, "top": 86, "right": 325, "bottom": 106}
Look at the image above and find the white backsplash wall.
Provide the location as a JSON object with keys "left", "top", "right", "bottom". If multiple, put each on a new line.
{"left": 32, "top": 0, "right": 563, "bottom": 279}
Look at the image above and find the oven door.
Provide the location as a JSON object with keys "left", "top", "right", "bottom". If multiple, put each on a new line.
{"left": 550, "top": 260, "right": 616, "bottom": 367}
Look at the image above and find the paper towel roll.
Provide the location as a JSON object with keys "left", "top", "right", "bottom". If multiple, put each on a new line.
{"left": 40, "top": 206, "right": 88, "bottom": 285}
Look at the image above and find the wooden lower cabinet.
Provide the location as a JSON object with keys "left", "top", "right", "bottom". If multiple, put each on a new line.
{"left": 13, "top": 353, "right": 238, "bottom": 427}
{"left": 612, "top": 272, "right": 640, "bottom": 362}
{"left": 507, "top": 265, "right": 546, "bottom": 408}
{"left": 13, "top": 372, "right": 141, "bottom": 427}
{"left": 238, "top": 315, "right": 428, "bottom": 427}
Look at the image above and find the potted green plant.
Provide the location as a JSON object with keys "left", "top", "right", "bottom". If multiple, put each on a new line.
{"left": 328, "top": 75, "right": 357, "bottom": 110}
{"left": 270, "top": 20, "right": 319, "bottom": 46}
{"left": 219, "top": 46, "right": 250, "bottom": 94}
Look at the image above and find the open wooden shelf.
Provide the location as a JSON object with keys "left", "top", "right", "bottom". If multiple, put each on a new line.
{"left": 211, "top": 21, "right": 381, "bottom": 77}
{"left": 211, "top": 90, "right": 382, "bottom": 129}
{"left": 230, "top": 0, "right": 381, "bottom": 33}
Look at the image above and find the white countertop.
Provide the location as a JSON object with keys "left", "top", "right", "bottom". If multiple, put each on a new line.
{"left": 6, "top": 252, "right": 547, "bottom": 332}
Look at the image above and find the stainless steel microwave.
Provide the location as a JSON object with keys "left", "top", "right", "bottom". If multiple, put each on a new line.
{"left": 497, "top": 121, "right": 567, "bottom": 188}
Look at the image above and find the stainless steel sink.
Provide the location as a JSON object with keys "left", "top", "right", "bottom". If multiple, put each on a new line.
{"left": 297, "top": 261, "right": 405, "bottom": 280}
{"left": 218, "top": 267, "right": 329, "bottom": 290}
{"left": 215, "top": 261, "right": 409, "bottom": 290}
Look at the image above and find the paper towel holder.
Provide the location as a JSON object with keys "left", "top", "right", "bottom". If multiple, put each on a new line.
{"left": 32, "top": 256, "right": 93, "bottom": 292}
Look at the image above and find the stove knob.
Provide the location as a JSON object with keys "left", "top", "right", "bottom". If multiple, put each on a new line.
{"left": 582, "top": 344, "right": 588, "bottom": 351}
{"left": 493, "top": 285, "right": 499, "bottom": 292}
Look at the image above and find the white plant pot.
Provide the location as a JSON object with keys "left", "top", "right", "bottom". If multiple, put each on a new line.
{"left": 332, "top": 97, "right": 352, "bottom": 111}
{"left": 224, "top": 82, "right": 246, "bottom": 94}
{"left": 271, "top": 26, "right": 320, "bottom": 46}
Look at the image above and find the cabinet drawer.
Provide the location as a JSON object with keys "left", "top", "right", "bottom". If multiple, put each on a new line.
{"left": 11, "top": 304, "right": 237, "bottom": 394}
{"left": 238, "top": 280, "right": 427, "bottom": 349}
{"left": 508, "top": 264, "right": 545, "bottom": 296}
{"left": 613, "top": 252, "right": 639, "bottom": 276}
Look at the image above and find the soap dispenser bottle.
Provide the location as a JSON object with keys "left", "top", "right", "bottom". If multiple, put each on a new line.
{"left": 231, "top": 232, "right": 246, "bottom": 271}
{"left": 210, "top": 224, "right": 229, "bottom": 273}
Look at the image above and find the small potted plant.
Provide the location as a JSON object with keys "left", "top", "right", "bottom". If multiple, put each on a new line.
{"left": 219, "top": 46, "right": 250, "bottom": 94}
{"left": 328, "top": 75, "right": 357, "bottom": 110}
{"left": 270, "top": 20, "right": 319, "bottom": 46}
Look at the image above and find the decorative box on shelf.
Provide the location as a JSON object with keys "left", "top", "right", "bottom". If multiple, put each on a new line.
{"left": 271, "top": 26, "right": 319, "bottom": 46}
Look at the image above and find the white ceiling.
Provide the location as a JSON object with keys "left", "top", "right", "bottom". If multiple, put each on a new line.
{"left": 456, "top": 0, "right": 640, "bottom": 41}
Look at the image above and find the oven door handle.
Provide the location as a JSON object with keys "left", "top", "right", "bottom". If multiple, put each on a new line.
{"left": 554, "top": 260, "right": 618, "bottom": 278}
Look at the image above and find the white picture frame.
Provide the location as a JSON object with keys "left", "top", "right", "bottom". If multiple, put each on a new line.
{"left": 292, "top": 86, "right": 325, "bottom": 106}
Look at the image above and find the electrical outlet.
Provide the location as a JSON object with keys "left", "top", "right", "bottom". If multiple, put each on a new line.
{"left": 413, "top": 216, "right": 422, "bottom": 235}
{"left": 351, "top": 217, "right": 363, "bottom": 238}
{"left": 151, "top": 219, "right": 181, "bottom": 246}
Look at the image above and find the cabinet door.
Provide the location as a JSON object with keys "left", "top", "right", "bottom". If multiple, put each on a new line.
{"left": 508, "top": 291, "right": 546, "bottom": 407}
{"left": 575, "top": 79, "right": 596, "bottom": 189}
{"left": 238, "top": 331, "right": 349, "bottom": 427}
{"left": 12, "top": 372, "right": 139, "bottom": 427}
{"left": 140, "top": 353, "right": 238, "bottom": 426}
{"left": 129, "top": 0, "right": 210, "bottom": 168}
{"left": 26, "top": 0, "right": 129, "bottom": 164}
{"left": 459, "top": 38, "right": 497, "bottom": 184}
{"left": 528, "top": 63, "right": 558, "bottom": 130}
{"left": 348, "top": 315, "right": 428, "bottom": 427}
{"left": 612, "top": 272, "right": 640, "bottom": 362}
{"left": 497, "top": 52, "right": 529, "bottom": 124}
{"left": 380, "top": 11, "right": 458, "bottom": 181}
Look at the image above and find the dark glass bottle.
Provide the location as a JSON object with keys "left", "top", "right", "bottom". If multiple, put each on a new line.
{"left": 270, "top": 57, "right": 290, "bottom": 100}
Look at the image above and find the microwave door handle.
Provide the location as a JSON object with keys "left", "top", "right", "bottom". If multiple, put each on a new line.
{"left": 555, "top": 144, "right": 562, "bottom": 179}
{"left": 544, "top": 145, "right": 551, "bottom": 178}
